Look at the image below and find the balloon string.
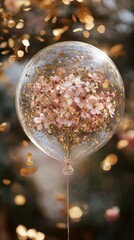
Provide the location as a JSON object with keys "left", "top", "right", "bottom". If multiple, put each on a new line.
{"left": 67, "top": 174, "right": 70, "bottom": 240}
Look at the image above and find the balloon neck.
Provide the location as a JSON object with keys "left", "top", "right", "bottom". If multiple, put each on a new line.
{"left": 62, "top": 159, "right": 74, "bottom": 176}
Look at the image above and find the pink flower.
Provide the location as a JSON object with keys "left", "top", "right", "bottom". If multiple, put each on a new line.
{"left": 85, "top": 82, "right": 98, "bottom": 93}
{"left": 87, "top": 98, "right": 104, "bottom": 115}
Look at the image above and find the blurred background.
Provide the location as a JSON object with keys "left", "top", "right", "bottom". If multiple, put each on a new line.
{"left": 0, "top": 0, "right": 134, "bottom": 239}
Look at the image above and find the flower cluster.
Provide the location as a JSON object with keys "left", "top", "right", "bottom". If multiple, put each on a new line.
{"left": 30, "top": 72, "right": 116, "bottom": 136}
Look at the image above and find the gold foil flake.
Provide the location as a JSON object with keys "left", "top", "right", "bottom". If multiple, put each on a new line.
{"left": 0, "top": 41, "right": 7, "bottom": 48}
{"left": 23, "top": 7, "right": 31, "bottom": 11}
{"left": 85, "top": 22, "right": 94, "bottom": 30}
{"left": 83, "top": 30, "right": 90, "bottom": 38}
{"left": 0, "top": 122, "right": 8, "bottom": 132}
{"left": 56, "top": 193, "right": 66, "bottom": 201}
{"left": 17, "top": 50, "right": 24, "bottom": 57}
{"left": 56, "top": 222, "right": 67, "bottom": 229}
{"left": 53, "top": 26, "right": 69, "bottom": 37}
{"left": 101, "top": 161, "right": 111, "bottom": 171}
{"left": 62, "top": 0, "right": 70, "bottom": 5}
{"left": 26, "top": 152, "right": 32, "bottom": 160}
{"left": 1, "top": 50, "right": 9, "bottom": 55}
{"left": 3, "top": 29, "right": 9, "bottom": 33}
{"left": 117, "top": 139, "right": 129, "bottom": 149}
{"left": 20, "top": 167, "right": 37, "bottom": 176}
{"left": 8, "top": 38, "right": 14, "bottom": 48}
{"left": 2, "top": 179, "right": 11, "bottom": 185}
{"left": 44, "top": 14, "right": 51, "bottom": 22}
{"left": 52, "top": 16, "right": 57, "bottom": 24}
{"left": 40, "top": 29, "right": 46, "bottom": 35}
{"left": 104, "top": 154, "right": 118, "bottom": 165}
{"left": 8, "top": 55, "right": 16, "bottom": 63}
{"left": 73, "top": 28, "right": 83, "bottom": 32}
{"left": 72, "top": 15, "right": 77, "bottom": 22}
{"left": 109, "top": 44, "right": 125, "bottom": 57}
{"left": 97, "top": 25, "right": 106, "bottom": 33}
{"left": 102, "top": 79, "right": 110, "bottom": 89}
{"left": 7, "top": 19, "right": 16, "bottom": 28}
{"left": 22, "top": 39, "right": 30, "bottom": 46}
{"left": 36, "top": 36, "right": 45, "bottom": 42}
{"left": 16, "top": 22, "right": 24, "bottom": 29}
{"left": 22, "top": 140, "right": 29, "bottom": 147}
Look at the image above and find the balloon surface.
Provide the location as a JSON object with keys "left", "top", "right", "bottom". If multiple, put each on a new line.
{"left": 16, "top": 41, "right": 125, "bottom": 162}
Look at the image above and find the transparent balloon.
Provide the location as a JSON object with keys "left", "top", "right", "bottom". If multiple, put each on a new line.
{"left": 16, "top": 41, "right": 125, "bottom": 163}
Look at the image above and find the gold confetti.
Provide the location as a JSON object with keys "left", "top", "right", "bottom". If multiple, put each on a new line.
{"left": 117, "top": 139, "right": 129, "bottom": 149}
{"left": 8, "top": 38, "right": 14, "bottom": 48}
{"left": 2, "top": 179, "right": 11, "bottom": 185}
{"left": 69, "top": 206, "right": 83, "bottom": 220}
{"left": 104, "top": 154, "right": 118, "bottom": 166}
{"left": 22, "top": 140, "right": 29, "bottom": 147}
{"left": 102, "top": 79, "right": 110, "bottom": 89}
{"left": 20, "top": 167, "right": 37, "bottom": 176}
{"left": 1, "top": 50, "right": 9, "bottom": 55}
{"left": 56, "top": 222, "right": 67, "bottom": 229}
{"left": 62, "top": 0, "right": 70, "bottom": 5}
{"left": 0, "top": 41, "right": 7, "bottom": 48}
{"left": 40, "top": 29, "right": 46, "bottom": 35}
{"left": 72, "top": 15, "right": 77, "bottom": 22}
{"left": 56, "top": 193, "right": 66, "bottom": 201}
{"left": 16, "top": 22, "right": 24, "bottom": 29}
{"left": 52, "top": 16, "right": 57, "bottom": 24}
{"left": 8, "top": 55, "right": 16, "bottom": 63}
{"left": 97, "top": 25, "right": 105, "bottom": 33}
{"left": 26, "top": 152, "right": 32, "bottom": 160}
{"left": 44, "top": 14, "right": 51, "bottom": 22}
{"left": 36, "top": 232, "right": 45, "bottom": 240}
{"left": 23, "top": 7, "right": 31, "bottom": 11}
{"left": 3, "top": 29, "right": 9, "bottom": 33}
{"left": 7, "top": 19, "right": 16, "bottom": 28}
{"left": 85, "top": 22, "right": 94, "bottom": 30}
{"left": 101, "top": 161, "right": 111, "bottom": 171}
{"left": 17, "top": 50, "right": 24, "bottom": 58}
{"left": 73, "top": 28, "right": 83, "bottom": 32}
{"left": 83, "top": 30, "right": 90, "bottom": 38}
{"left": 36, "top": 36, "right": 45, "bottom": 42}
{"left": 22, "top": 39, "right": 30, "bottom": 46}
{"left": 109, "top": 44, "right": 125, "bottom": 57}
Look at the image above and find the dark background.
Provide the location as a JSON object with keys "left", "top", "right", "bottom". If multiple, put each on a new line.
{"left": 0, "top": 0, "right": 134, "bottom": 239}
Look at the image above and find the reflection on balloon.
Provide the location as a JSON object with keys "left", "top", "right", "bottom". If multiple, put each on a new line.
{"left": 16, "top": 41, "right": 124, "bottom": 173}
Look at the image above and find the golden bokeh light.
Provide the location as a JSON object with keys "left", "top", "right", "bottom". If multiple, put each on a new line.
{"left": 14, "top": 194, "right": 26, "bottom": 206}
{"left": 69, "top": 206, "right": 83, "bottom": 220}
{"left": 16, "top": 225, "right": 27, "bottom": 237}
{"left": 2, "top": 179, "right": 11, "bottom": 185}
